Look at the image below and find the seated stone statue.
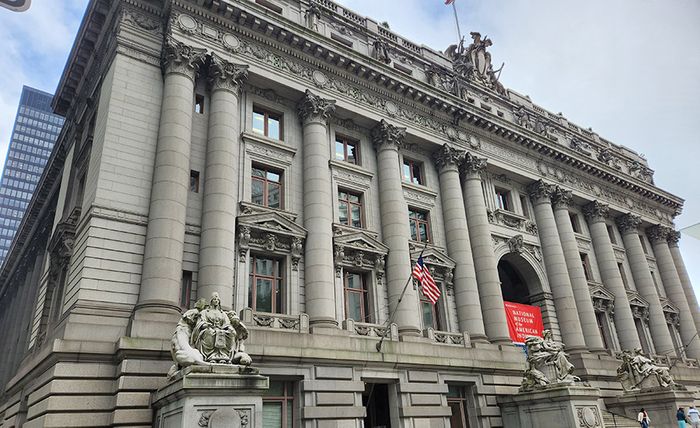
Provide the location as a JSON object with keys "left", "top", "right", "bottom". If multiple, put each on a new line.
{"left": 168, "top": 293, "right": 251, "bottom": 377}
{"left": 617, "top": 348, "right": 679, "bottom": 392}
{"left": 520, "top": 330, "right": 580, "bottom": 391}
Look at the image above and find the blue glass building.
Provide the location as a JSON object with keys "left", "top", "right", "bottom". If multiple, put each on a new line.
{"left": 0, "top": 86, "right": 64, "bottom": 264}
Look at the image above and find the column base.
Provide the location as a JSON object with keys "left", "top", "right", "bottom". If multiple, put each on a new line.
{"left": 128, "top": 300, "right": 182, "bottom": 340}
{"left": 397, "top": 326, "right": 422, "bottom": 337}
{"left": 308, "top": 317, "right": 339, "bottom": 333}
{"left": 469, "top": 333, "right": 490, "bottom": 344}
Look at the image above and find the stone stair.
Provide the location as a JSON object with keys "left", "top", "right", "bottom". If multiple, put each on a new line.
{"left": 601, "top": 410, "right": 640, "bottom": 428}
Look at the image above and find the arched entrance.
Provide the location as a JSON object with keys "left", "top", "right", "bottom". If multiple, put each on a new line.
{"left": 497, "top": 253, "right": 543, "bottom": 304}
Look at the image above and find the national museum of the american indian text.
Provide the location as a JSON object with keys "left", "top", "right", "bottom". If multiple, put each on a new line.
{"left": 0, "top": 0, "right": 698, "bottom": 427}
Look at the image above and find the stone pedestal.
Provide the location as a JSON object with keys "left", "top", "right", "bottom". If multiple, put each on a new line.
{"left": 499, "top": 385, "right": 603, "bottom": 428}
{"left": 153, "top": 365, "right": 269, "bottom": 428}
{"left": 606, "top": 389, "right": 696, "bottom": 428}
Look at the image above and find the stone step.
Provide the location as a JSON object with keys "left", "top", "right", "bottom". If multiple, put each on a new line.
{"left": 601, "top": 410, "right": 640, "bottom": 428}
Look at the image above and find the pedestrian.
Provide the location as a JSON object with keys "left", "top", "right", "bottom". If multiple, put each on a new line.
{"left": 688, "top": 406, "right": 700, "bottom": 428}
{"left": 637, "top": 408, "right": 650, "bottom": 428}
{"left": 679, "top": 407, "right": 688, "bottom": 428}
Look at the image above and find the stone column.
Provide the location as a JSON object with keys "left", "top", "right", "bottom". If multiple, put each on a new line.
{"left": 371, "top": 120, "right": 421, "bottom": 336}
{"left": 583, "top": 201, "right": 641, "bottom": 351}
{"left": 668, "top": 231, "right": 700, "bottom": 336}
{"left": 197, "top": 55, "right": 248, "bottom": 310}
{"left": 433, "top": 144, "right": 486, "bottom": 341}
{"left": 615, "top": 214, "right": 675, "bottom": 355}
{"left": 647, "top": 225, "right": 700, "bottom": 359}
{"left": 550, "top": 187, "right": 605, "bottom": 352}
{"left": 297, "top": 90, "right": 337, "bottom": 329}
{"left": 528, "top": 181, "right": 586, "bottom": 351}
{"left": 460, "top": 153, "right": 510, "bottom": 343}
{"left": 132, "top": 38, "right": 206, "bottom": 337}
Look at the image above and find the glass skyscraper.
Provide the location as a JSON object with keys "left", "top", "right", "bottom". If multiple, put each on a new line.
{"left": 0, "top": 86, "right": 64, "bottom": 264}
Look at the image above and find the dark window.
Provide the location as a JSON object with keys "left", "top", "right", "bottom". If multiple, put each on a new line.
{"left": 334, "top": 135, "right": 359, "bottom": 164}
{"left": 495, "top": 188, "right": 511, "bottom": 211}
{"left": 447, "top": 385, "right": 471, "bottom": 428}
{"left": 249, "top": 256, "right": 283, "bottom": 313}
{"left": 194, "top": 94, "right": 205, "bottom": 114}
{"left": 596, "top": 311, "right": 612, "bottom": 350}
{"left": 639, "top": 235, "right": 649, "bottom": 254}
{"left": 180, "top": 270, "right": 193, "bottom": 309}
{"left": 420, "top": 294, "right": 440, "bottom": 330}
{"left": 635, "top": 318, "right": 652, "bottom": 355}
{"left": 262, "top": 381, "right": 295, "bottom": 428}
{"left": 618, "top": 263, "right": 629, "bottom": 289}
{"left": 409, "top": 208, "right": 431, "bottom": 243}
{"left": 255, "top": 0, "right": 283, "bottom": 14}
{"left": 252, "top": 165, "right": 282, "bottom": 208}
{"left": 402, "top": 158, "right": 424, "bottom": 185}
{"left": 338, "top": 190, "right": 363, "bottom": 228}
{"left": 252, "top": 107, "right": 282, "bottom": 140}
{"left": 344, "top": 271, "right": 370, "bottom": 322}
{"left": 580, "top": 253, "right": 592, "bottom": 281}
{"left": 519, "top": 195, "right": 530, "bottom": 218}
{"left": 607, "top": 224, "right": 617, "bottom": 244}
{"left": 190, "top": 170, "right": 200, "bottom": 193}
{"left": 363, "top": 383, "right": 391, "bottom": 428}
{"left": 569, "top": 213, "right": 581, "bottom": 233}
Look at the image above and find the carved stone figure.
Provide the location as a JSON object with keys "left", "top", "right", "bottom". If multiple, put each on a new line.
{"left": 446, "top": 32, "right": 506, "bottom": 95}
{"left": 520, "top": 330, "right": 580, "bottom": 391}
{"left": 372, "top": 39, "right": 391, "bottom": 64}
{"left": 168, "top": 293, "right": 251, "bottom": 377}
{"left": 513, "top": 106, "right": 532, "bottom": 129}
{"left": 570, "top": 138, "right": 593, "bottom": 156}
{"left": 507, "top": 234, "right": 524, "bottom": 254}
{"left": 305, "top": 4, "right": 321, "bottom": 31}
{"left": 616, "top": 348, "right": 680, "bottom": 392}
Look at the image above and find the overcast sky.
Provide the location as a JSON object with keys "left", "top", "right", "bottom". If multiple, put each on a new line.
{"left": 0, "top": 0, "right": 698, "bottom": 293}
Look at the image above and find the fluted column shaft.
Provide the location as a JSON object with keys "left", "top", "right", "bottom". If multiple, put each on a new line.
{"left": 197, "top": 57, "right": 248, "bottom": 310}
{"left": 551, "top": 187, "right": 605, "bottom": 352}
{"left": 434, "top": 145, "right": 486, "bottom": 340}
{"left": 648, "top": 225, "right": 700, "bottom": 358}
{"left": 137, "top": 39, "right": 206, "bottom": 315}
{"left": 617, "top": 215, "right": 675, "bottom": 355}
{"left": 528, "top": 182, "right": 586, "bottom": 350}
{"left": 298, "top": 90, "right": 337, "bottom": 328}
{"left": 668, "top": 232, "right": 700, "bottom": 336}
{"left": 460, "top": 153, "right": 510, "bottom": 343}
{"left": 372, "top": 120, "right": 421, "bottom": 335}
{"left": 583, "top": 201, "right": 641, "bottom": 351}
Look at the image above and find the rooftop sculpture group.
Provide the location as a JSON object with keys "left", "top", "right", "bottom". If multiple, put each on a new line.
{"left": 520, "top": 330, "right": 580, "bottom": 391}
{"left": 446, "top": 32, "right": 506, "bottom": 96}
{"left": 168, "top": 292, "right": 252, "bottom": 377}
{"left": 617, "top": 348, "right": 681, "bottom": 392}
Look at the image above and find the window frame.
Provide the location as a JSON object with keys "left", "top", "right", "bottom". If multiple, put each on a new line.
{"left": 580, "top": 253, "right": 592, "bottom": 281}
{"left": 248, "top": 254, "right": 284, "bottom": 314}
{"left": 251, "top": 164, "right": 283, "bottom": 209}
{"left": 402, "top": 158, "right": 425, "bottom": 186}
{"left": 343, "top": 270, "right": 370, "bottom": 323}
{"left": 494, "top": 187, "right": 512, "bottom": 211}
{"left": 408, "top": 207, "right": 431, "bottom": 243}
{"left": 334, "top": 135, "right": 360, "bottom": 165}
{"left": 180, "top": 270, "right": 193, "bottom": 309}
{"left": 338, "top": 189, "right": 364, "bottom": 228}
{"left": 252, "top": 106, "right": 283, "bottom": 140}
{"left": 262, "top": 380, "right": 296, "bottom": 428}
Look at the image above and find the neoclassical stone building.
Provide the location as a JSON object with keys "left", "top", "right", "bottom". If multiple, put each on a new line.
{"left": 0, "top": 0, "right": 698, "bottom": 426}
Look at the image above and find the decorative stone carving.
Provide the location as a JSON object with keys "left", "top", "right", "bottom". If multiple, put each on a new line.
{"left": 161, "top": 37, "right": 207, "bottom": 79}
{"left": 169, "top": 293, "right": 251, "bottom": 377}
{"left": 527, "top": 179, "right": 554, "bottom": 203}
{"left": 372, "top": 39, "right": 391, "bottom": 64}
{"left": 583, "top": 201, "right": 609, "bottom": 223}
{"left": 333, "top": 226, "right": 388, "bottom": 282}
{"left": 371, "top": 119, "right": 405, "bottom": 151}
{"left": 646, "top": 224, "right": 671, "bottom": 244}
{"left": 208, "top": 54, "right": 248, "bottom": 92}
{"left": 460, "top": 152, "right": 487, "bottom": 176}
{"left": 550, "top": 186, "right": 573, "bottom": 209}
{"left": 615, "top": 213, "right": 642, "bottom": 235}
{"left": 297, "top": 89, "right": 336, "bottom": 123}
{"left": 507, "top": 234, "right": 524, "bottom": 254}
{"left": 47, "top": 209, "right": 79, "bottom": 285}
{"left": 533, "top": 117, "right": 555, "bottom": 139}
{"left": 445, "top": 32, "right": 506, "bottom": 96}
{"left": 617, "top": 348, "right": 681, "bottom": 392}
{"left": 433, "top": 143, "right": 464, "bottom": 172}
{"left": 305, "top": 4, "right": 321, "bottom": 31}
{"left": 577, "top": 406, "right": 602, "bottom": 428}
{"left": 570, "top": 138, "right": 593, "bottom": 156}
{"left": 667, "top": 230, "right": 681, "bottom": 248}
{"left": 597, "top": 148, "right": 621, "bottom": 170}
{"left": 520, "top": 330, "right": 580, "bottom": 391}
{"left": 122, "top": 8, "right": 161, "bottom": 32}
{"left": 409, "top": 243, "right": 456, "bottom": 286}
{"left": 512, "top": 106, "right": 533, "bottom": 130}
{"left": 627, "top": 160, "right": 654, "bottom": 183}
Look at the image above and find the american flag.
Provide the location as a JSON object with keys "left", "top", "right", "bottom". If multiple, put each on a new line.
{"left": 412, "top": 256, "right": 440, "bottom": 304}
{"left": 445, "top": 0, "right": 455, "bottom": 4}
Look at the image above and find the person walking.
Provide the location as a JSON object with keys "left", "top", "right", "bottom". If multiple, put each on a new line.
{"left": 678, "top": 407, "right": 688, "bottom": 428}
{"left": 688, "top": 406, "right": 700, "bottom": 428}
{"left": 637, "top": 408, "right": 650, "bottom": 428}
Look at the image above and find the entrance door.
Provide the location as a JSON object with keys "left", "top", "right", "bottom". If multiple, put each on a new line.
{"left": 363, "top": 383, "right": 391, "bottom": 428}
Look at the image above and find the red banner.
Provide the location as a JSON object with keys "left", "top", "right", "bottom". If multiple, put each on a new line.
{"left": 504, "top": 301, "right": 544, "bottom": 344}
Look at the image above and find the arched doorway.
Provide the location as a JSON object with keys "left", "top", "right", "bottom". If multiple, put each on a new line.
{"left": 497, "top": 253, "right": 543, "bottom": 304}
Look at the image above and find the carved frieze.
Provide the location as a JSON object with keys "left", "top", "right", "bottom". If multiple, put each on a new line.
{"left": 121, "top": 8, "right": 161, "bottom": 33}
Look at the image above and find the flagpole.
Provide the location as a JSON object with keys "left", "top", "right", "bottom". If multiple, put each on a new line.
{"left": 376, "top": 241, "right": 430, "bottom": 352}
{"left": 451, "top": 0, "right": 462, "bottom": 45}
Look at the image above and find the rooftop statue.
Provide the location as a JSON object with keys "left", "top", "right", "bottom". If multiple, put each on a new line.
{"left": 446, "top": 32, "right": 506, "bottom": 96}
{"left": 168, "top": 292, "right": 251, "bottom": 377}
{"left": 520, "top": 330, "right": 580, "bottom": 391}
{"left": 617, "top": 348, "right": 681, "bottom": 392}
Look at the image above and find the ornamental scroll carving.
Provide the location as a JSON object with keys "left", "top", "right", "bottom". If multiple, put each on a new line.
{"left": 667, "top": 230, "right": 681, "bottom": 248}
{"left": 527, "top": 180, "right": 554, "bottom": 203}
{"left": 433, "top": 143, "right": 464, "bottom": 172}
{"left": 460, "top": 152, "right": 487, "bottom": 177}
{"left": 646, "top": 224, "right": 671, "bottom": 244}
{"left": 161, "top": 37, "right": 207, "bottom": 79}
{"left": 208, "top": 53, "right": 248, "bottom": 92}
{"left": 550, "top": 186, "right": 573, "bottom": 210}
{"left": 371, "top": 119, "right": 405, "bottom": 151}
{"left": 615, "top": 213, "right": 642, "bottom": 235}
{"left": 583, "top": 201, "right": 610, "bottom": 223}
{"left": 297, "top": 89, "right": 336, "bottom": 123}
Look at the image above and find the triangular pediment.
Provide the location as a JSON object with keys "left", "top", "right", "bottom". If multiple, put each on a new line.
{"left": 589, "top": 283, "right": 614, "bottom": 301}
{"left": 333, "top": 227, "right": 389, "bottom": 255}
{"left": 661, "top": 298, "right": 680, "bottom": 314}
{"left": 237, "top": 210, "right": 307, "bottom": 238}
{"left": 626, "top": 290, "right": 649, "bottom": 308}
{"left": 410, "top": 244, "right": 455, "bottom": 269}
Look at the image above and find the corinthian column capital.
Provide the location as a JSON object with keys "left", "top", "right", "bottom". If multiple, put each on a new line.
{"left": 583, "top": 201, "right": 610, "bottom": 223}
{"left": 297, "top": 89, "right": 336, "bottom": 124}
{"left": 550, "top": 186, "right": 573, "bottom": 210}
{"left": 162, "top": 37, "right": 207, "bottom": 80}
{"left": 208, "top": 53, "right": 248, "bottom": 93}
{"left": 527, "top": 179, "right": 554, "bottom": 204}
{"left": 433, "top": 144, "right": 464, "bottom": 172}
{"left": 647, "top": 224, "right": 672, "bottom": 244}
{"left": 371, "top": 119, "right": 406, "bottom": 152}
{"left": 667, "top": 230, "right": 681, "bottom": 248}
{"left": 615, "top": 213, "right": 642, "bottom": 235}
{"left": 460, "top": 152, "right": 487, "bottom": 177}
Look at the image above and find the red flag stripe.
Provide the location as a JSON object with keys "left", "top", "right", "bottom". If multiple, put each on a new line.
{"left": 413, "top": 257, "right": 440, "bottom": 304}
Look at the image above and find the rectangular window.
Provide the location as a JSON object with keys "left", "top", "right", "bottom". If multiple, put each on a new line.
{"left": 252, "top": 165, "right": 282, "bottom": 208}
{"left": 618, "top": 263, "right": 629, "bottom": 289}
{"left": 639, "top": 235, "right": 649, "bottom": 254}
{"left": 447, "top": 385, "right": 471, "bottom": 428}
{"left": 519, "top": 195, "right": 530, "bottom": 218}
{"left": 409, "top": 208, "right": 431, "bottom": 243}
{"left": 194, "top": 94, "right": 205, "bottom": 114}
{"left": 249, "top": 256, "right": 283, "bottom": 313}
{"left": 334, "top": 135, "right": 359, "bottom": 164}
{"left": 252, "top": 107, "right": 282, "bottom": 140}
{"left": 420, "top": 295, "right": 440, "bottom": 330}
{"left": 495, "top": 188, "right": 511, "bottom": 211}
{"left": 580, "top": 253, "right": 592, "bottom": 281}
{"left": 344, "top": 271, "right": 370, "bottom": 322}
{"left": 190, "top": 170, "right": 200, "bottom": 193}
{"left": 338, "top": 190, "right": 363, "bottom": 228}
{"left": 596, "top": 311, "right": 611, "bottom": 350}
{"left": 607, "top": 224, "right": 617, "bottom": 244}
{"left": 402, "top": 158, "right": 424, "bottom": 185}
{"left": 263, "top": 381, "right": 295, "bottom": 428}
{"left": 569, "top": 213, "right": 581, "bottom": 233}
{"left": 180, "top": 270, "right": 193, "bottom": 309}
